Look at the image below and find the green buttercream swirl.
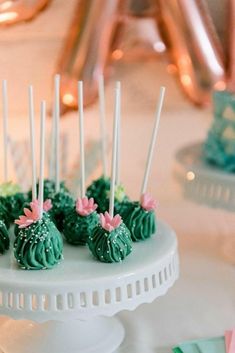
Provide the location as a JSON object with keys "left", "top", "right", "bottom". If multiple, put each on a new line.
{"left": 14, "top": 213, "right": 63, "bottom": 270}
{"left": 49, "top": 191, "right": 74, "bottom": 231}
{"left": 0, "top": 220, "right": 10, "bottom": 254}
{"left": 63, "top": 208, "right": 99, "bottom": 245}
{"left": 88, "top": 223, "right": 132, "bottom": 263}
{"left": 120, "top": 201, "right": 157, "bottom": 242}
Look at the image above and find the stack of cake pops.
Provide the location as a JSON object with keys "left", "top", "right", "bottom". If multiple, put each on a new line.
{"left": 0, "top": 74, "right": 165, "bottom": 269}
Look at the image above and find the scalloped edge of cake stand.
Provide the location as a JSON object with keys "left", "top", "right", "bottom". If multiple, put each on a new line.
{"left": 0, "top": 220, "right": 179, "bottom": 322}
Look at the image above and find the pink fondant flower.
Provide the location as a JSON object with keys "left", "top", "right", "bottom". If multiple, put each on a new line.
{"left": 15, "top": 202, "right": 40, "bottom": 228}
{"left": 14, "top": 199, "right": 53, "bottom": 229}
{"left": 76, "top": 197, "right": 97, "bottom": 216}
{"left": 31, "top": 199, "right": 53, "bottom": 212}
{"left": 140, "top": 193, "right": 157, "bottom": 211}
{"left": 100, "top": 211, "right": 122, "bottom": 232}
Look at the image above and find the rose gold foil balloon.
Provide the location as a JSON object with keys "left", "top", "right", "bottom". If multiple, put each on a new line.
{"left": 227, "top": 0, "right": 235, "bottom": 91}
{"left": 57, "top": 0, "right": 122, "bottom": 111}
{"left": 0, "top": 0, "right": 50, "bottom": 25}
{"left": 157, "top": 0, "right": 226, "bottom": 106}
{"left": 57, "top": 0, "right": 227, "bottom": 111}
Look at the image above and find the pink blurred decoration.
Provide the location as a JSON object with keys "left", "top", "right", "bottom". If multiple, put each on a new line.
{"left": 225, "top": 329, "right": 235, "bottom": 353}
{"left": 140, "top": 193, "right": 157, "bottom": 211}
{"left": 0, "top": 0, "right": 50, "bottom": 25}
{"left": 100, "top": 212, "right": 122, "bottom": 232}
{"left": 42, "top": 199, "right": 53, "bottom": 212}
{"left": 15, "top": 202, "right": 40, "bottom": 228}
{"left": 31, "top": 198, "right": 53, "bottom": 212}
{"left": 76, "top": 197, "right": 97, "bottom": 217}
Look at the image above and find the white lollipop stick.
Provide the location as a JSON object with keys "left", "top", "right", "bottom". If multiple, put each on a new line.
{"left": 140, "top": 86, "right": 165, "bottom": 197}
{"left": 49, "top": 101, "right": 56, "bottom": 180}
{"left": 54, "top": 74, "right": 60, "bottom": 193}
{"left": 98, "top": 75, "right": 108, "bottom": 177}
{"left": 38, "top": 101, "right": 46, "bottom": 219}
{"left": 109, "top": 82, "right": 120, "bottom": 217}
{"left": 28, "top": 86, "right": 37, "bottom": 201}
{"left": 2, "top": 80, "right": 8, "bottom": 182}
{"left": 78, "top": 81, "right": 85, "bottom": 198}
{"left": 115, "top": 81, "right": 121, "bottom": 185}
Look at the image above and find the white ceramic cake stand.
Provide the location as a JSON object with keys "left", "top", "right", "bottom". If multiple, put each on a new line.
{"left": 0, "top": 220, "right": 179, "bottom": 353}
{"left": 175, "top": 142, "right": 235, "bottom": 211}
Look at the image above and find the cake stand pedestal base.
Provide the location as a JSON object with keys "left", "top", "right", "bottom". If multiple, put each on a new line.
{"left": 0, "top": 316, "right": 124, "bottom": 353}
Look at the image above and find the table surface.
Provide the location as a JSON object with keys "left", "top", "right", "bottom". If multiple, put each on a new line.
{"left": 0, "top": 60, "right": 235, "bottom": 353}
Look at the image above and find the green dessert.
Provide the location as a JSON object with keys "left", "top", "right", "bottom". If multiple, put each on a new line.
{"left": 63, "top": 197, "right": 99, "bottom": 245}
{"left": 86, "top": 176, "right": 110, "bottom": 212}
{"left": 14, "top": 199, "right": 53, "bottom": 237}
{"left": 119, "top": 193, "right": 157, "bottom": 242}
{"left": 88, "top": 212, "right": 132, "bottom": 263}
{"left": 204, "top": 91, "right": 235, "bottom": 172}
{"left": 0, "top": 182, "right": 26, "bottom": 222}
{"left": 87, "top": 176, "right": 129, "bottom": 213}
{"left": 0, "top": 200, "right": 11, "bottom": 229}
{"left": 49, "top": 191, "right": 74, "bottom": 232}
{"left": 28, "top": 179, "right": 69, "bottom": 201}
{"left": 0, "top": 220, "right": 10, "bottom": 254}
{"left": 14, "top": 208, "right": 63, "bottom": 270}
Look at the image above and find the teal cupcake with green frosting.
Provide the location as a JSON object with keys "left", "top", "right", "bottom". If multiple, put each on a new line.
{"left": 119, "top": 193, "right": 157, "bottom": 242}
{"left": 63, "top": 197, "right": 99, "bottom": 245}
{"left": 0, "top": 220, "right": 10, "bottom": 254}
{"left": 88, "top": 211, "right": 132, "bottom": 263}
{"left": 14, "top": 206, "right": 63, "bottom": 270}
{"left": 49, "top": 191, "right": 74, "bottom": 232}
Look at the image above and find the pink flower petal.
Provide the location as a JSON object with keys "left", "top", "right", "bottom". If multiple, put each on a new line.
{"left": 76, "top": 197, "right": 97, "bottom": 216}
{"left": 100, "top": 212, "right": 122, "bottom": 232}
{"left": 140, "top": 193, "right": 157, "bottom": 211}
{"left": 43, "top": 199, "right": 52, "bottom": 212}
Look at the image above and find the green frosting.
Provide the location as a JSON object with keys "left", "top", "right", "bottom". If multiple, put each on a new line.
{"left": 86, "top": 177, "right": 129, "bottom": 213}
{"left": 63, "top": 208, "right": 99, "bottom": 245}
{"left": 49, "top": 191, "right": 74, "bottom": 231}
{"left": 120, "top": 201, "right": 157, "bottom": 242}
{"left": 28, "top": 179, "right": 69, "bottom": 200}
{"left": 14, "top": 213, "right": 63, "bottom": 270}
{"left": 0, "top": 192, "right": 27, "bottom": 223}
{"left": 88, "top": 222, "right": 132, "bottom": 263}
{"left": 86, "top": 176, "right": 110, "bottom": 212}
{"left": 0, "top": 182, "right": 26, "bottom": 224}
{"left": 0, "top": 200, "right": 11, "bottom": 229}
{"left": 0, "top": 220, "right": 10, "bottom": 254}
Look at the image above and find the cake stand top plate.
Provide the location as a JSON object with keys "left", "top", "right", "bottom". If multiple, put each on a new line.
{"left": 0, "top": 220, "right": 179, "bottom": 322}
{"left": 175, "top": 142, "right": 235, "bottom": 211}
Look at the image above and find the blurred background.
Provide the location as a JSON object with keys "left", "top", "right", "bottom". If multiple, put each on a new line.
{"left": 0, "top": 0, "right": 231, "bottom": 115}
